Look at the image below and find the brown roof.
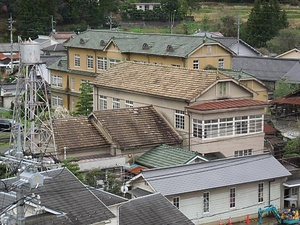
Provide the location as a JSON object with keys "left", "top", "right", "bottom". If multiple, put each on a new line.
{"left": 53, "top": 117, "right": 110, "bottom": 151}
{"left": 91, "top": 106, "right": 183, "bottom": 149}
{"left": 186, "top": 99, "right": 268, "bottom": 111}
{"left": 93, "top": 62, "right": 230, "bottom": 101}
{"left": 51, "top": 31, "right": 76, "bottom": 39}
{"left": 264, "top": 122, "right": 277, "bottom": 135}
{"left": 271, "top": 97, "right": 300, "bottom": 105}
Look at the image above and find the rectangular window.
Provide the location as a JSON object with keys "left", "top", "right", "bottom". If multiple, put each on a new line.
{"left": 219, "top": 82, "right": 227, "bottom": 96}
{"left": 99, "top": 95, "right": 107, "bottom": 110}
{"left": 218, "top": 59, "right": 224, "bottom": 69}
{"left": 230, "top": 188, "right": 236, "bottom": 208}
{"left": 109, "top": 59, "right": 121, "bottom": 68}
{"left": 71, "top": 78, "right": 75, "bottom": 91}
{"left": 173, "top": 197, "right": 180, "bottom": 208}
{"left": 74, "top": 54, "right": 80, "bottom": 67}
{"left": 292, "top": 187, "right": 299, "bottom": 196}
{"left": 125, "top": 100, "right": 133, "bottom": 108}
{"left": 258, "top": 183, "right": 264, "bottom": 203}
{"left": 204, "top": 120, "right": 218, "bottom": 138}
{"left": 175, "top": 110, "right": 185, "bottom": 129}
{"left": 87, "top": 55, "right": 94, "bottom": 69}
{"left": 193, "top": 119, "right": 203, "bottom": 138}
{"left": 51, "top": 75, "right": 62, "bottom": 87}
{"left": 52, "top": 96, "right": 63, "bottom": 108}
{"left": 235, "top": 116, "right": 248, "bottom": 134}
{"left": 71, "top": 98, "right": 75, "bottom": 112}
{"left": 207, "top": 45, "right": 212, "bottom": 55}
{"left": 234, "top": 149, "right": 253, "bottom": 157}
{"left": 193, "top": 60, "right": 199, "bottom": 70}
{"left": 113, "top": 98, "right": 120, "bottom": 109}
{"left": 97, "top": 57, "right": 108, "bottom": 70}
{"left": 203, "top": 192, "right": 209, "bottom": 213}
{"left": 249, "top": 115, "right": 263, "bottom": 133}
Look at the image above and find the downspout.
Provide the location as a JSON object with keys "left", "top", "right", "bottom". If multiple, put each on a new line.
{"left": 186, "top": 100, "right": 191, "bottom": 151}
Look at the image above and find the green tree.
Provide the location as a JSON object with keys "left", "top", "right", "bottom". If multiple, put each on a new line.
{"left": 75, "top": 82, "right": 93, "bottom": 116}
{"left": 16, "top": 0, "right": 56, "bottom": 39}
{"left": 61, "top": 158, "right": 83, "bottom": 181}
{"left": 273, "top": 80, "right": 300, "bottom": 99}
{"left": 218, "top": 15, "right": 237, "bottom": 37}
{"left": 283, "top": 136, "right": 300, "bottom": 158}
{"left": 242, "top": 0, "right": 289, "bottom": 48}
{"left": 85, "top": 169, "right": 123, "bottom": 195}
{"left": 266, "top": 27, "right": 300, "bottom": 54}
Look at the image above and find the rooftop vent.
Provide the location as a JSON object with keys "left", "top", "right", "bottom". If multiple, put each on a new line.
{"left": 100, "top": 40, "right": 106, "bottom": 46}
{"left": 80, "top": 38, "right": 89, "bottom": 44}
{"left": 142, "top": 43, "right": 150, "bottom": 50}
{"left": 166, "top": 45, "right": 174, "bottom": 52}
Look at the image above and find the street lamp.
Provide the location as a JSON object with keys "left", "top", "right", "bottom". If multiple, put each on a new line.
{"left": 170, "top": 10, "right": 176, "bottom": 34}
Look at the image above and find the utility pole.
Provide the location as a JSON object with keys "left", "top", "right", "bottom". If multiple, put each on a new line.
{"left": 51, "top": 15, "right": 56, "bottom": 32}
{"left": 108, "top": 12, "right": 115, "bottom": 31}
{"left": 235, "top": 15, "right": 241, "bottom": 55}
{"left": 170, "top": 10, "right": 176, "bottom": 34}
{"left": 7, "top": 13, "right": 15, "bottom": 74}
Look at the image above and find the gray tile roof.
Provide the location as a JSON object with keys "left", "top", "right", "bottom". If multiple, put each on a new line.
{"left": 65, "top": 29, "right": 225, "bottom": 58}
{"left": 127, "top": 187, "right": 153, "bottom": 197}
{"left": 281, "top": 61, "right": 300, "bottom": 83}
{"left": 1, "top": 168, "right": 115, "bottom": 224}
{"left": 232, "top": 56, "right": 300, "bottom": 81}
{"left": 40, "top": 55, "right": 64, "bottom": 67}
{"left": 93, "top": 61, "right": 230, "bottom": 101}
{"left": 92, "top": 106, "right": 183, "bottom": 150}
{"left": 42, "top": 43, "right": 66, "bottom": 52}
{"left": 0, "top": 43, "right": 19, "bottom": 53}
{"left": 53, "top": 117, "right": 111, "bottom": 151}
{"left": 89, "top": 187, "right": 128, "bottom": 206}
{"left": 139, "top": 153, "right": 291, "bottom": 196}
{"left": 119, "top": 193, "right": 194, "bottom": 225}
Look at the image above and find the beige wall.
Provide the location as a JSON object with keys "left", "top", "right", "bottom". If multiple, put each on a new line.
{"left": 240, "top": 79, "right": 268, "bottom": 102}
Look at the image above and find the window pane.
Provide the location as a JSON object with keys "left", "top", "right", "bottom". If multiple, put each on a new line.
{"left": 203, "top": 192, "right": 209, "bottom": 213}
{"left": 175, "top": 110, "right": 184, "bottom": 129}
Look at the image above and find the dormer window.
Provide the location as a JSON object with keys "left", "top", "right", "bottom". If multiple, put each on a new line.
{"left": 166, "top": 45, "right": 174, "bottom": 52}
{"left": 80, "top": 38, "right": 89, "bottom": 44}
{"left": 100, "top": 40, "right": 106, "bottom": 46}
{"left": 142, "top": 43, "right": 149, "bottom": 50}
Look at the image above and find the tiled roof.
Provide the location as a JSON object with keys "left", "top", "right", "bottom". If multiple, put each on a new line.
{"left": 136, "top": 144, "right": 207, "bottom": 168}
{"left": 64, "top": 29, "right": 229, "bottom": 58}
{"left": 232, "top": 56, "right": 299, "bottom": 81}
{"left": 53, "top": 117, "right": 110, "bottom": 151}
{"left": 93, "top": 61, "right": 229, "bottom": 101}
{"left": 0, "top": 43, "right": 19, "bottom": 53}
{"left": 92, "top": 106, "right": 183, "bottom": 150}
{"left": 89, "top": 187, "right": 128, "bottom": 206}
{"left": 281, "top": 61, "right": 300, "bottom": 83}
{"left": 1, "top": 168, "right": 115, "bottom": 224}
{"left": 271, "top": 97, "right": 300, "bottom": 105}
{"left": 264, "top": 122, "right": 277, "bottom": 135}
{"left": 139, "top": 153, "right": 291, "bottom": 196}
{"left": 40, "top": 55, "right": 63, "bottom": 67}
{"left": 119, "top": 193, "right": 194, "bottom": 225}
{"left": 42, "top": 43, "right": 66, "bottom": 52}
{"left": 50, "top": 32, "right": 76, "bottom": 40}
{"left": 186, "top": 98, "right": 268, "bottom": 111}
{"left": 0, "top": 53, "right": 20, "bottom": 60}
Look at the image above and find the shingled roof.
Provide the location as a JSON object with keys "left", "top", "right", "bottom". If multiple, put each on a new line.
{"left": 119, "top": 193, "right": 194, "bottom": 225}
{"left": 0, "top": 168, "right": 115, "bottom": 224}
{"left": 135, "top": 153, "right": 290, "bottom": 196}
{"left": 136, "top": 144, "right": 207, "bottom": 168}
{"left": 53, "top": 117, "right": 110, "bottom": 151}
{"left": 93, "top": 61, "right": 230, "bottom": 101}
{"left": 65, "top": 30, "right": 233, "bottom": 58}
{"left": 91, "top": 106, "right": 183, "bottom": 150}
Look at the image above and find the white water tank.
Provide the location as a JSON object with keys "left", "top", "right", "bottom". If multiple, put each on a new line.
{"left": 20, "top": 39, "right": 40, "bottom": 64}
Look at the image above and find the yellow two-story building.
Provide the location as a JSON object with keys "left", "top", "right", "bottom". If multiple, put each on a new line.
{"left": 48, "top": 30, "right": 237, "bottom": 111}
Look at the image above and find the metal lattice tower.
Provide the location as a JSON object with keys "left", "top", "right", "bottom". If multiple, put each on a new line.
{"left": 9, "top": 39, "right": 57, "bottom": 162}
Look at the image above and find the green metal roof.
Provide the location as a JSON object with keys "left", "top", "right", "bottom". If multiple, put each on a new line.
{"left": 65, "top": 29, "right": 225, "bottom": 58}
{"left": 136, "top": 144, "right": 207, "bottom": 168}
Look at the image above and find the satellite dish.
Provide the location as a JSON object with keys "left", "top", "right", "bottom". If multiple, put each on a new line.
{"left": 120, "top": 185, "right": 128, "bottom": 193}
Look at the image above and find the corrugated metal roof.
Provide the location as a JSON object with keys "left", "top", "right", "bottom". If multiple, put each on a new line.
{"left": 140, "top": 154, "right": 291, "bottom": 196}
{"left": 186, "top": 98, "right": 268, "bottom": 111}
{"left": 136, "top": 144, "right": 206, "bottom": 168}
{"left": 271, "top": 97, "right": 300, "bottom": 105}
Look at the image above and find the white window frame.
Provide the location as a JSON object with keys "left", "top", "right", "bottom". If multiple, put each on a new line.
{"left": 125, "top": 100, "right": 133, "bottom": 108}
{"left": 230, "top": 187, "right": 236, "bottom": 208}
{"left": 109, "top": 59, "right": 120, "bottom": 68}
{"left": 258, "top": 183, "right": 264, "bottom": 203}
{"left": 87, "top": 55, "right": 94, "bottom": 69}
{"left": 234, "top": 149, "right": 253, "bottom": 157}
{"left": 219, "top": 82, "right": 227, "bottom": 96}
{"left": 51, "top": 75, "right": 62, "bottom": 87}
{"left": 218, "top": 58, "right": 224, "bottom": 69}
{"left": 52, "top": 95, "right": 63, "bottom": 108}
{"left": 203, "top": 192, "right": 209, "bottom": 213}
{"left": 173, "top": 197, "right": 180, "bottom": 208}
{"left": 193, "top": 60, "right": 199, "bottom": 70}
{"left": 71, "top": 78, "right": 75, "bottom": 91}
{"left": 175, "top": 110, "right": 185, "bottom": 130}
{"left": 74, "top": 54, "right": 80, "bottom": 67}
{"left": 97, "top": 57, "right": 108, "bottom": 70}
{"left": 99, "top": 95, "right": 107, "bottom": 110}
{"left": 113, "top": 98, "right": 120, "bottom": 109}
{"left": 291, "top": 187, "right": 299, "bottom": 196}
